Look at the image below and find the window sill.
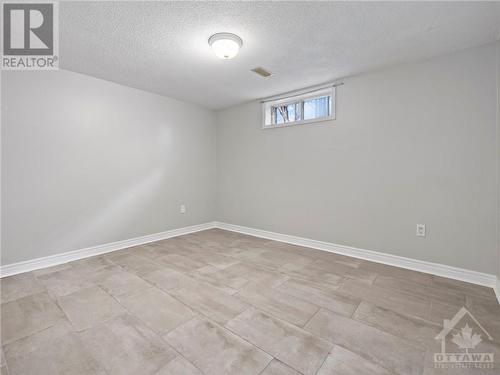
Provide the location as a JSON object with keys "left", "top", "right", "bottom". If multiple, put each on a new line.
{"left": 262, "top": 115, "right": 335, "bottom": 130}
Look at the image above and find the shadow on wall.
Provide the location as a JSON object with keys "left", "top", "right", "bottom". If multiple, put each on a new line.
{"left": 52, "top": 168, "right": 166, "bottom": 252}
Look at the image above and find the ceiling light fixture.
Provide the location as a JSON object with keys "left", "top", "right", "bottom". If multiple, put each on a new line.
{"left": 208, "top": 33, "right": 243, "bottom": 60}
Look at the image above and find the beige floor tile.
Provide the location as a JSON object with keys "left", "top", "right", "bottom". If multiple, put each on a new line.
{"left": 108, "top": 252, "right": 164, "bottom": 276}
{"left": 58, "top": 286, "right": 125, "bottom": 330}
{"left": 186, "top": 252, "right": 240, "bottom": 270}
{"left": 278, "top": 262, "right": 312, "bottom": 273}
{"left": 165, "top": 316, "right": 272, "bottom": 375}
{"left": 0, "top": 273, "right": 44, "bottom": 304}
{"left": 467, "top": 291, "right": 500, "bottom": 307}
{"left": 154, "top": 356, "right": 203, "bottom": 375}
{"left": 259, "top": 360, "right": 300, "bottom": 375}
{"left": 426, "top": 298, "right": 500, "bottom": 347}
{"left": 228, "top": 248, "right": 283, "bottom": 270}
{"left": 95, "top": 267, "right": 151, "bottom": 297}
{"left": 190, "top": 265, "right": 249, "bottom": 291}
{"left": 254, "top": 249, "right": 314, "bottom": 271}
{"left": 431, "top": 275, "right": 496, "bottom": 300}
{"left": 157, "top": 254, "right": 206, "bottom": 273}
{"left": 237, "top": 283, "right": 319, "bottom": 326}
{"left": 374, "top": 275, "right": 466, "bottom": 306}
{"left": 142, "top": 267, "right": 198, "bottom": 291}
{"left": 3, "top": 229, "right": 499, "bottom": 374}
{"left": 116, "top": 287, "right": 196, "bottom": 334}
{"left": 280, "top": 263, "right": 344, "bottom": 287}
{"left": 70, "top": 254, "right": 114, "bottom": 271}
{"left": 305, "top": 308, "right": 425, "bottom": 375}
{"left": 1, "top": 292, "right": 64, "bottom": 344}
{"left": 464, "top": 301, "right": 500, "bottom": 348}
{"left": 309, "top": 259, "right": 377, "bottom": 283}
{"left": 79, "top": 313, "right": 177, "bottom": 375}
{"left": 261, "top": 240, "right": 314, "bottom": 256}
{"left": 269, "top": 246, "right": 317, "bottom": 263}
{"left": 277, "top": 278, "right": 360, "bottom": 317}
{"left": 226, "top": 307, "right": 331, "bottom": 375}
{"left": 427, "top": 300, "right": 465, "bottom": 326}
{"left": 70, "top": 255, "right": 115, "bottom": 277}
{"left": 124, "top": 244, "right": 168, "bottom": 260}
{"left": 104, "top": 246, "right": 139, "bottom": 259}
{"left": 169, "top": 283, "right": 249, "bottom": 324}
{"left": 0, "top": 348, "right": 7, "bottom": 375}
{"left": 150, "top": 245, "right": 183, "bottom": 259}
{"left": 424, "top": 305, "right": 500, "bottom": 371}
{"left": 310, "top": 250, "right": 363, "bottom": 269}
{"left": 316, "top": 346, "right": 393, "bottom": 375}
{"left": 187, "top": 274, "right": 238, "bottom": 295}
{"left": 32, "top": 263, "right": 73, "bottom": 277}
{"left": 222, "top": 263, "right": 289, "bottom": 288}
{"left": 338, "top": 278, "right": 431, "bottom": 320}
{"left": 159, "top": 236, "right": 207, "bottom": 251}
{"left": 4, "top": 321, "right": 102, "bottom": 375}
{"left": 466, "top": 293, "right": 500, "bottom": 324}
{"left": 359, "top": 261, "right": 434, "bottom": 286}
{"left": 35, "top": 267, "right": 95, "bottom": 297}
{"left": 353, "top": 301, "right": 440, "bottom": 349}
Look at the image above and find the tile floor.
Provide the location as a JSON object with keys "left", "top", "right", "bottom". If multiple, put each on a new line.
{"left": 1, "top": 229, "right": 499, "bottom": 375}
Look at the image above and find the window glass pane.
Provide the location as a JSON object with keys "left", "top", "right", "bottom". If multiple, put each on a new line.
{"left": 273, "top": 102, "right": 300, "bottom": 124}
{"left": 264, "top": 87, "right": 334, "bottom": 127}
{"left": 303, "top": 96, "right": 330, "bottom": 120}
{"left": 275, "top": 107, "right": 284, "bottom": 124}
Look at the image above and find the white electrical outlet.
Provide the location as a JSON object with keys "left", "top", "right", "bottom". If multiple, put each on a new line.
{"left": 416, "top": 224, "right": 426, "bottom": 237}
{"left": 180, "top": 204, "right": 186, "bottom": 214}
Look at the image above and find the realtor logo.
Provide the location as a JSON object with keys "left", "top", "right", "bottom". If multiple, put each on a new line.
{"left": 2, "top": 2, "right": 58, "bottom": 69}
{"left": 434, "top": 307, "right": 494, "bottom": 369}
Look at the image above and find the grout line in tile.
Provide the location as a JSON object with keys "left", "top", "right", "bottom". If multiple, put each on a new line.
{"left": 221, "top": 309, "right": 299, "bottom": 373}
{"left": 300, "top": 305, "right": 322, "bottom": 329}
{"left": 87, "top": 288, "right": 207, "bottom": 375}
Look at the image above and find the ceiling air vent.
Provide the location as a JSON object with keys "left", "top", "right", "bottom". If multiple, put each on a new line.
{"left": 251, "top": 67, "right": 273, "bottom": 78}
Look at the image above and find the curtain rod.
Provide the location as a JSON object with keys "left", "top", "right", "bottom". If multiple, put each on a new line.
{"left": 260, "top": 82, "right": 344, "bottom": 103}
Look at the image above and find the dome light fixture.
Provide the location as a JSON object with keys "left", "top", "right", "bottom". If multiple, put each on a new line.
{"left": 208, "top": 32, "right": 243, "bottom": 60}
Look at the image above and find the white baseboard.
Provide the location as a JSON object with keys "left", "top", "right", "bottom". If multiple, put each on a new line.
{"left": 2, "top": 219, "right": 498, "bottom": 304}
{"left": 0, "top": 222, "right": 216, "bottom": 277}
{"left": 214, "top": 222, "right": 498, "bottom": 292}
{"left": 495, "top": 278, "right": 500, "bottom": 305}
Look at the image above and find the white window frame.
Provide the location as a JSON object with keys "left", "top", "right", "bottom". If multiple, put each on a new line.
{"left": 262, "top": 86, "right": 335, "bottom": 129}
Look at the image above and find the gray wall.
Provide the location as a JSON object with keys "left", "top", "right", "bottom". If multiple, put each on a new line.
{"left": 216, "top": 43, "right": 498, "bottom": 274}
{"left": 1, "top": 69, "right": 216, "bottom": 265}
{"left": 2, "top": 43, "right": 498, "bottom": 275}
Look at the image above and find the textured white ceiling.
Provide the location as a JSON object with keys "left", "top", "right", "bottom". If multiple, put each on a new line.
{"left": 60, "top": 1, "right": 500, "bottom": 109}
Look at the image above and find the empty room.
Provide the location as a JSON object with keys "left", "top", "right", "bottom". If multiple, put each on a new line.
{"left": 1, "top": 1, "right": 500, "bottom": 374}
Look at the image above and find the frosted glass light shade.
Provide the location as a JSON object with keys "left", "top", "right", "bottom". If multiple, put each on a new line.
{"left": 208, "top": 33, "right": 243, "bottom": 59}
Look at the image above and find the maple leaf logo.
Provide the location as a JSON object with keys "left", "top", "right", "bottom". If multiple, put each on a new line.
{"left": 452, "top": 323, "right": 482, "bottom": 353}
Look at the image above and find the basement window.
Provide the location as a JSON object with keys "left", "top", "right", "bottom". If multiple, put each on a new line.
{"left": 262, "top": 86, "right": 335, "bottom": 129}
